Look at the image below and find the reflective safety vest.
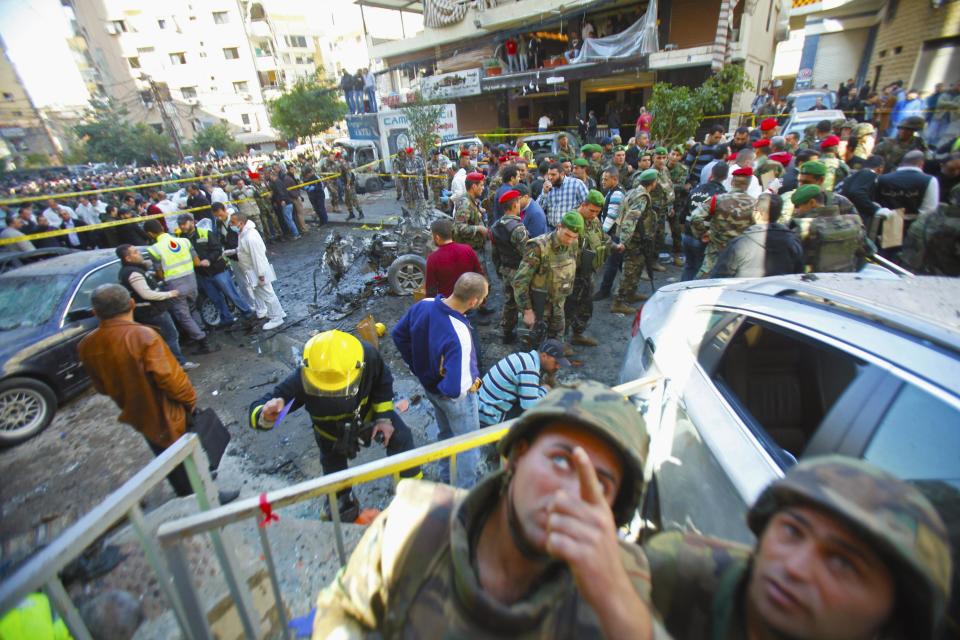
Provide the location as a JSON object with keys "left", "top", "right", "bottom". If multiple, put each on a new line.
{"left": 148, "top": 232, "right": 194, "bottom": 281}
{"left": 0, "top": 593, "right": 72, "bottom": 640}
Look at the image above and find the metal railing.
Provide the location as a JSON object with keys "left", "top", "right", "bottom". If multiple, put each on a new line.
{"left": 0, "top": 434, "right": 238, "bottom": 640}
{"left": 154, "top": 375, "right": 660, "bottom": 640}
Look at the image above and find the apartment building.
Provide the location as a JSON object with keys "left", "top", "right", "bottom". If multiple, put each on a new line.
{"left": 0, "top": 39, "right": 60, "bottom": 165}
{"left": 361, "top": 0, "right": 789, "bottom": 135}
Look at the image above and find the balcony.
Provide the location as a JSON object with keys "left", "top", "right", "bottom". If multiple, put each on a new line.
{"left": 247, "top": 20, "right": 272, "bottom": 39}
{"left": 253, "top": 53, "right": 277, "bottom": 72}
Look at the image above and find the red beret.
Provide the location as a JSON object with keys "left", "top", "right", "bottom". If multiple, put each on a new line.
{"left": 405, "top": 147, "right": 414, "bottom": 154}
{"left": 334, "top": 151, "right": 341, "bottom": 158}
{"left": 768, "top": 152, "right": 793, "bottom": 165}
{"left": 819, "top": 135, "right": 841, "bottom": 149}
{"left": 498, "top": 156, "right": 509, "bottom": 163}
{"left": 732, "top": 166, "right": 754, "bottom": 177}
{"left": 752, "top": 138, "right": 771, "bottom": 149}
{"left": 248, "top": 171, "right": 260, "bottom": 180}
{"left": 466, "top": 171, "right": 485, "bottom": 182}
{"left": 498, "top": 189, "right": 521, "bottom": 204}
{"left": 460, "top": 150, "right": 471, "bottom": 157}
{"left": 760, "top": 117, "right": 778, "bottom": 131}
{"left": 726, "top": 153, "right": 738, "bottom": 162}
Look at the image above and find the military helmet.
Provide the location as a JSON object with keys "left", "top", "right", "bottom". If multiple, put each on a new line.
{"left": 899, "top": 115, "right": 927, "bottom": 131}
{"left": 498, "top": 380, "right": 648, "bottom": 526}
{"left": 748, "top": 455, "right": 952, "bottom": 637}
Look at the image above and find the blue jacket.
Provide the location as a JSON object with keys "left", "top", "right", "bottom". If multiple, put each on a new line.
{"left": 392, "top": 297, "right": 479, "bottom": 399}
{"left": 521, "top": 200, "right": 548, "bottom": 238}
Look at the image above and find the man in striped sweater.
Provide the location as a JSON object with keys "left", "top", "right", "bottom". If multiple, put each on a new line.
{"left": 478, "top": 339, "right": 569, "bottom": 426}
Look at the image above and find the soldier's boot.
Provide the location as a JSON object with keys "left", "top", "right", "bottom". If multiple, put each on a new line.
{"left": 625, "top": 291, "right": 648, "bottom": 303}
{"left": 346, "top": 210, "right": 356, "bottom": 221}
{"left": 650, "top": 261, "right": 666, "bottom": 272}
{"left": 571, "top": 333, "right": 598, "bottom": 347}
{"left": 610, "top": 301, "right": 637, "bottom": 315}
{"left": 592, "top": 288, "right": 611, "bottom": 301}
{"left": 562, "top": 343, "right": 575, "bottom": 357}
{"left": 673, "top": 253, "right": 684, "bottom": 267}
{"left": 357, "top": 209, "right": 364, "bottom": 220}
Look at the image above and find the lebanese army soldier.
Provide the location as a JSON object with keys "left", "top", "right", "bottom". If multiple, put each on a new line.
{"left": 250, "top": 173, "right": 281, "bottom": 240}
{"left": 426, "top": 148, "right": 447, "bottom": 208}
{"left": 340, "top": 156, "right": 365, "bottom": 220}
{"left": 484, "top": 161, "right": 508, "bottom": 216}
{"left": 490, "top": 189, "right": 529, "bottom": 343}
{"left": 565, "top": 190, "right": 621, "bottom": 346}
{"left": 874, "top": 115, "right": 929, "bottom": 170}
{"left": 848, "top": 122, "right": 878, "bottom": 171}
{"left": 582, "top": 144, "right": 605, "bottom": 186}
{"left": 902, "top": 185, "right": 960, "bottom": 275}
{"left": 313, "top": 380, "right": 670, "bottom": 639}
{"left": 818, "top": 135, "right": 851, "bottom": 192}
{"left": 645, "top": 455, "right": 953, "bottom": 640}
{"left": 555, "top": 132, "right": 577, "bottom": 162}
{"left": 611, "top": 169, "right": 658, "bottom": 314}
{"left": 393, "top": 147, "right": 406, "bottom": 202}
{"left": 401, "top": 147, "right": 426, "bottom": 210}
{"left": 513, "top": 211, "right": 582, "bottom": 350}
{"left": 650, "top": 147, "right": 681, "bottom": 267}
{"left": 572, "top": 158, "right": 596, "bottom": 191}
{"left": 453, "top": 171, "right": 488, "bottom": 258}
{"left": 324, "top": 153, "right": 344, "bottom": 212}
{"left": 790, "top": 184, "right": 867, "bottom": 273}
{"left": 690, "top": 166, "right": 757, "bottom": 278}
{"left": 781, "top": 160, "right": 858, "bottom": 223}
{"left": 797, "top": 124, "right": 818, "bottom": 151}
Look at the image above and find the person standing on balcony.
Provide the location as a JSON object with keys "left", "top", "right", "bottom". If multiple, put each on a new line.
{"left": 363, "top": 68, "right": 377, "bottom": 113}
{"left": 505, "top": 37, "right": 519, "bottom": 74}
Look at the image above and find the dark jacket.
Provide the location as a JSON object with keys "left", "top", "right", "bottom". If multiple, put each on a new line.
{"left": 709, "top": 223, "right": 804, "bottom": 278}
{"left": 181, "top": 228, "right": 226, "bottom": 276}
{"left": 78, "top": 317, "right": 196, "bottom": 447}
{"left": 838, "top": 168, "right": 880, "bottom": 222}
{"left": 116, "top": 218, "right": 150, "bottom": 246}
{"left": 186, "top": 191, "right": 211, "bottom": 220}
{"left": 58, "top": 219, "right": 93, "bottom": 250}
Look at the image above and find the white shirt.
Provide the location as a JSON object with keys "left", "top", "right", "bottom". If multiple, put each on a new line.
{"left": 42, "top": 204, "right": 75, "bottom": 226}
{"left": 538, "top": 115, "right": 552, "bottom": 130}
{"left": 722, "top": 172, "right": 762, "bottom": 199}
{"left": 90, "top": 200, "right": 108, "bottom": 215}
{"left": 897, "top": 166, "right": 940, "bottom": 217}
{"left": 75, "top": 203, "right": 100, "bottom": 226}
{"left": 60, "top": 219, "right": 81, "bottom": 247}
{"left": 451, "top": 168, "right": 468, "bottom": 203}
{"left": 154, "top": 198, "right": 180, "bottom": 229}
{"left": 210, "top": 187, "right": 229, "bottom": 204}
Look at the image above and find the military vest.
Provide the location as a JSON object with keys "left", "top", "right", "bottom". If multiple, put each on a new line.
{"left": 822, "top": 156, "right": 841, "bottom": 192}
{"left": 529, "top": 234, "right": 577, "bottom": 299}
{"left": 578, "top": 218, "right": 606, "bottom": 273}
{"left": 492, "top": 216, "right": 524, "bottom": 269}
{"left": 794, "top": 206, "right": 862, "bottom": 273}
{"left": 903, "top": 205, "right": 960, "bottom": 276}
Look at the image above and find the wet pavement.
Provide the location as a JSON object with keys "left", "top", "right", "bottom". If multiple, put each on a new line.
{"left": 0, "top": 187, "right": 683, "bottom": 617}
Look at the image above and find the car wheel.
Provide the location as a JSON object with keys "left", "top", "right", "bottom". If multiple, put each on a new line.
{"left": 0, "top": 377, "right": 57, "bottom": 446}
{"left": 387, "top": 254, "right": 427, "bottom": 296}
{"left": 197, "top": 294, "right": 222, "bottom": 327}
{"left": 365, "top": 177, "right": 382, "bottom": 193}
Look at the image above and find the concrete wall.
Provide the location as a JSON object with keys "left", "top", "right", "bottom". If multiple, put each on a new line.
{"left": 866, "top": 0, "right": 960, "bottom": 90}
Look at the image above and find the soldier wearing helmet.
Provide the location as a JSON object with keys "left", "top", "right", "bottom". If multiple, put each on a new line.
{"left": 249, "top": 330, "right": 419, "bottom": 521}
{"left": 644, "top": 456, "right": 953, "bottom": 640}
{"left": 874, "top": 115, "right": 929, "bottom": 171}
{"left": 312, "top": 380, "right": 670, "bottom": 639}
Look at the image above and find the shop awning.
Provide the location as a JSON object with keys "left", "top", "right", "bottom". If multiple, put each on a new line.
{"left": 480, "top": 56, "right": 651, "bottom": 92}
{"left": 354, "top": 0, "right": 423, "bottom": 13}
{"left": 236, "top": 130, "right": 282, "bottom": 145}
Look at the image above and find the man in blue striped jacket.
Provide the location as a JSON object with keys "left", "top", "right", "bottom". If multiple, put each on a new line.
{"left": 478, "top": 339, "right": 569, "bottom": 426}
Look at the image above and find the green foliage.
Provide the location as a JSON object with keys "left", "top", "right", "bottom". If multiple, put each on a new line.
{"left": 269, "top": 79, "right": 346, "bottom": 142}
{"left": 401, "top": 95, "right": 447, "bottom": 158}
{"left": 648, "top": 65, "right": 753, "bottom": 147}
{"left": 73, "top": 99, "right": 178, "bottom": 165}
{"left": 22, "top": 153, "right": 51, "bottom": 168}
{"left": 191, "top": 122, "right": 244, "bottom": 155}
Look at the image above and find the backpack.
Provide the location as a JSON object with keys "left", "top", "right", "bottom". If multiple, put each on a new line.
{"left": 806, "top": 214, "right": 862, "bottom": 272}
{"left": 491, "top": 216, "right": 523, "bottom": 269}
{"left": 922, "top": 209, "right": 960, "bottom": 276}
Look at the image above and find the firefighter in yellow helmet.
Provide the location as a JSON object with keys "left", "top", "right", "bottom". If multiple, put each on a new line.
{"left": 248, "top": 330, "right": 420, "bottom": 521}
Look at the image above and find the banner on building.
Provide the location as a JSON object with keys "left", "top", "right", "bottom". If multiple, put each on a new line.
{"left": 421, "top": 69, "right": 482, "bottom": 100}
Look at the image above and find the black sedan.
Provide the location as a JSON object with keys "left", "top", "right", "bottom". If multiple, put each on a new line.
{"left": 0, "top": 249, "right": 123, "bottom": 445}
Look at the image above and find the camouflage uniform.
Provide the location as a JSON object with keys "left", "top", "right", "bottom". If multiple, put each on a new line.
{"left": 490, "top": 213, "right": 529, "bottom": 336}
{"left": 902, "top": 201, "right": 960, "bottom": 276}
{"left": 564, "top": 215, "right": 611, "bottom": 335}
{"left": 484, "top": 174, "right": 504, "bottom": 220}
{"left": 556, "top": 145, "right": 577, "bottom": 163}
{"left": 453, "top": 194, "right": 487, "bottom": 256}
{"left": 230, "top": 184, "right": 262, "bottom": 230}
{"left": 689, "top": 190, "right": 756, "bottom": 277}
{"left": 644, "top": 456, "right": 953, "bottom": 640}
{"left": 402, "top": 154, "right": 426, "bottom": 209}
{"left": 820, "top": 152, "right": 851, "bottom": 192}
{"left": 313, "top": 381, "right": 672, "bottom": 640}
{"left": 393, "top": 154, "right": 405, "bottom": 201}
{"left": 616, "top": 187, "right": 657, "bottom": 303}
{"left": 651, "top": 165, "right": 679, "bottom": 255}
{"left": 791, "top": 204, "right": 868, "bottom": 273}
{"left": 341, "top": 160, "right": 363, "bottom": 217}
{"left": 513, "top": 231, "right": 579, "bottom": 342}
{"left": 322, "top": 158, "right": 343, "bottom": 211}
{"left": 614, "top": 163, "right": 633, "bottom": 190}
{"left": 426, "top": 157, "right": 447, "bottom": 207}
{"left": 589, "top": 159, "right": 605, "bottom": 186}
{"left": 874, "top": 135, "right": 929, "bottom": 171}
{"left": 252, "top": 183, "right": 281, "bottom": 238}
{"left": 780, "top": 189, "right": 856, "bottom": 225}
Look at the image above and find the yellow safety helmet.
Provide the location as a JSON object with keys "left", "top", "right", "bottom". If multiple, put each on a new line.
{"left": 301, "top": 330, "right": 365, "bottom": 397}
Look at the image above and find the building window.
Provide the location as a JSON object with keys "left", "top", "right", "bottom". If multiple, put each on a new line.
{"left": 12, "top": 110, "right": 22, "bottom": 116}
{"left": 223, "top": 47, "right": 240, "bottom": 60}
{"left": 241, "top": 113, "right": 251, "bottom": 125}
{"left": 157, "top": 18, "right": 166, "bottom": 29}
{"left": 181, "top": 86, "right": 198, "bottom": 99}
{"left": 110, "top": 20, "right": 127, "bottom": 33}
{"left": 127, "top": 56, "right": 141, "bottom": 69}
{"left": 212, "top": 11, "right": 229, "bottom": 24}
{"left": 151, "top": 123, "right": 164, "bottom": 134}
{"left": 169, "top": 52, "right": 187, "bottom": 65}
{"left": 284, "top": 35, "right": 307, "bottom": 48}
{"left": 893, "top": 46, "right": 903, "bottom": 54}
{"left": 137, "top": 46, "right": 155, "bottom": 53}
{"left": 2, "top": 92, "right": 13, "bottom": 101}
{"left": 282, "top": 53, "right": 291, "bottom": 63}
{"left": 233, "top": 81, "right": 249, "bottom": 93}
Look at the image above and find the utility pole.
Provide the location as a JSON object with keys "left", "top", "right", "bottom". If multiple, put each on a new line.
{"left": 142, "top": 74, "right": 184, "bottom": 161}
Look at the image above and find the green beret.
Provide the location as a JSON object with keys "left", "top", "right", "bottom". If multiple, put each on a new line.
{"left": 638, "top": 168, "right": 659, "bottom": 184}
{"left": 573, "top": 157, "right": 590, "bottom": 167}
{"left": 791, "top": 184, "right": 822, "bottom": 206}
{"left": 561, "top": 210, "right": 584, "bottom": 233}
{"left": 585, "top": 189, "right": 605, "bottom": 206}
{"left": 583, "top": 144, "right": 602, "bottom": 154}
{"left": 654, "top": 146, "right": 668, "bottom": 155}
{"left": 613, "top": 145, "right": 626, "bottom": 152}
{"left": 800, "top": 160, "right": 827, "bottom": 177}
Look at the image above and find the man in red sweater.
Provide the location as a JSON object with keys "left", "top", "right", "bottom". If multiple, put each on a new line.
{"left": 425, "top": 217, "right": 482, "bottom": 298}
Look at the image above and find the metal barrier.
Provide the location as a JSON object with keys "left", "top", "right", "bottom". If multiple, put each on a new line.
{"left": 0, "top": 434, "right": 241, "bottom": 640}
{"left": 154, "top": 375, "right": 660, "bottom": 640}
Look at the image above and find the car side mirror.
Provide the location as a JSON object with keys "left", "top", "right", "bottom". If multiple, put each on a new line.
{"left": 66, "top": 308, "right": 95, "bottom": 323}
